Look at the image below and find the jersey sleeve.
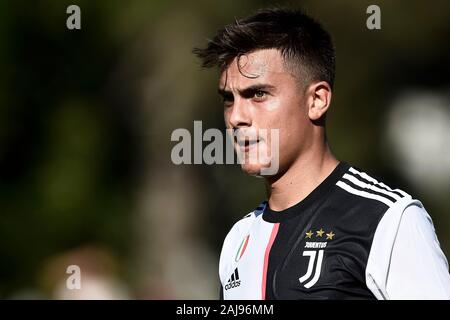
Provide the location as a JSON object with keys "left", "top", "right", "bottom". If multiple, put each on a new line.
{"left": 385, "top": 204, "right": 450, "bottom": 299}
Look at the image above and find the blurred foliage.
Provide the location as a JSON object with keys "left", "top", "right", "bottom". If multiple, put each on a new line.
{"left": 0, "top": 0, "right": 449, "bottom": 298}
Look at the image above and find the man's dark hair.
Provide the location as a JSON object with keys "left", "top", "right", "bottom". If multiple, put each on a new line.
{"left": 193, "top": 7, "right": 335, "bottom": 88}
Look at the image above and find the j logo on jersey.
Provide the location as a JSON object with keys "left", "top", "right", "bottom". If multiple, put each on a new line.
{"left": 299, "top": 228, "right": 335, "bottom": 288}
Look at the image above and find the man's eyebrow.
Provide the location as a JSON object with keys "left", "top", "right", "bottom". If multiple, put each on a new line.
{"left": 218, "top": 88, "right": 232, "bottom": 97}
{"left": 238, "top": 84, "right": 276, "bottom": 95}
{"left": 218, "top": 84, "right": 276, "bottom": 97}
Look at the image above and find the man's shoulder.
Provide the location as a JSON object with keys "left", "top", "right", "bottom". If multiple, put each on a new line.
{"left": 332, "top": 163, "right": 413, "bottom": 212}
{"left": 229, "top": 201, "right": 267, "bottom": 230}
{"left": 222, "top": 201, "right": 267, "bottom": 243}
{"left": 242, "top": 201, "right": 267, "bottom": 219}
{"left": 316, "top": 163, "right": 420, "bottom": 236}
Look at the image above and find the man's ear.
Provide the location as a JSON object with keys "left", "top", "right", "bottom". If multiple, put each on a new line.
{"left": 306, "top": 81, "right": 332, "bottom": 121}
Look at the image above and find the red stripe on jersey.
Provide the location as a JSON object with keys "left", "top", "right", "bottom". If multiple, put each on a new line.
{"left": 261, "top": 223, "right": 279, "bottom": 300}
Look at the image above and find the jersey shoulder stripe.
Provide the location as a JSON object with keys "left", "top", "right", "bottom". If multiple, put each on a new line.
{"left": 348, "top": 167, "right": 410, "bottom": 198}
{"left": 336, "top": 166, "right": 410, "bottom": 207}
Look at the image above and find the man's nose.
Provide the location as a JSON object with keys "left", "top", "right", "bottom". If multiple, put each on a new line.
{"left": 228, "top": 98, "right": 252, "bottom": 128}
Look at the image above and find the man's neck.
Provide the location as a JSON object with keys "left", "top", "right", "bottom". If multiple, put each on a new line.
{"left": 266, "top": 146, "right": 339, "bottom": 211}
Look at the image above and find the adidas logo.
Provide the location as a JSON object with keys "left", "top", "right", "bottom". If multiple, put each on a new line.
{"left": 224, "top": 268, "right": 241, "bottom": 290}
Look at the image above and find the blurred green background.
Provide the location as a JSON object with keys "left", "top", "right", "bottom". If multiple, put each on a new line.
{"left": 0, "top": 0, "right": 449, "bottom": 299}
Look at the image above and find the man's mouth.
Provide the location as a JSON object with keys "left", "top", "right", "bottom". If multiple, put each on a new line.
{"left": 235, "top": 137, "right": 260, "bottom": 150}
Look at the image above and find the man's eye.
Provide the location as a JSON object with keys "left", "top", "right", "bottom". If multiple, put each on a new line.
{"left": 254, "top": 90, "right": 266, "bottom": 99}
{"left": 221, "top": 93, "right": 234, "bottom": 106}
{"left": 223, "top": 97, "right": 234, "bottom": 106}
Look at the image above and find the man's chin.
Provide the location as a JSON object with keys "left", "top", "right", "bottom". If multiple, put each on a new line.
{"left": 240, "top": 164, "right": 274, "bottom": 178}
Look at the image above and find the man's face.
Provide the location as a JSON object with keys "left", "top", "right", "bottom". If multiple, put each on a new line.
{"left": 219, "top": 48, "right": 313, "bottom": 177}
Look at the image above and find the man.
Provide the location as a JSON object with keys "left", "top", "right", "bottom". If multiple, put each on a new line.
{"left": 193, "top": 8, "right": 450, "bottom": 299}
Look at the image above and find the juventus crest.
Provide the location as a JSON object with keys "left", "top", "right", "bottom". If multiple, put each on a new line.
{"left": 299, "top": 228, "right": 335, "bottom": 288}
